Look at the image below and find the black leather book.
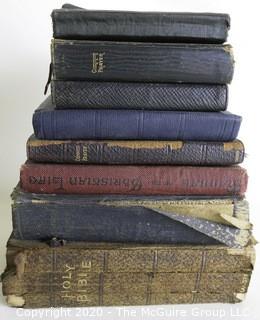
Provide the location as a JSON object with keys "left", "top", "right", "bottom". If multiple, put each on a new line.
{"left": 52, "top": 81, "right": 228, "bottom": 111}
{"left": 52, "top": 4, "right": 230, "bottom": 43}
{"left": 27, "top": 135, "right": 245, "bottom": 166}
{"left": 52, "top": 40, "right": 234, "bottom": 84}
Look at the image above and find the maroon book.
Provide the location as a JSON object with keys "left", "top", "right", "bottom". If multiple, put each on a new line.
{"left": 20, "top": 162, "right": 247, "bottom": 196}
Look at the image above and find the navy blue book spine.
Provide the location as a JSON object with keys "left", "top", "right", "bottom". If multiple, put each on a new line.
{"left": 33, "top": 96, "right": 241, "bottom": 141}
{"left": 12, "top": 188, "right": 220, "bottom": 244}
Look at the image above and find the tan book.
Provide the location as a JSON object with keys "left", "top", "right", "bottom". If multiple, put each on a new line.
{"left": 2, "top": 238, "right": 255, "bottom": 308}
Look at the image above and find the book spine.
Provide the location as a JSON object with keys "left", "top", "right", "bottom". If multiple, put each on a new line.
{"left": 20, "top": 164, "right": 248, "bottom": 196}
{"left": 52, "top": 10, "right": 229, "bottom": 44}
{"left": 52, "top": 40, "right": 234, "bottom": 84}
{"left": 52, "top": 81, "right": 228, "bottom": 111}
{"left": 27, "top": 137, "right": 245, "bottom": 165}
{"left": 11, "top": 197, "right": 224, "bottom": 244}
{"left": 33, "top": 99, "right": 242, "bottom": 141}
{"left": 2, "top": 246, "right": 252, "bottom": 308}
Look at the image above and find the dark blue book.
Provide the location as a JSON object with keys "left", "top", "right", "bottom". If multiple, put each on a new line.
{"left": 33, "top": 96, "right": 241, "bottom": 141}
{"left": 12, "top": 186, "right": 251, "bottom": 247}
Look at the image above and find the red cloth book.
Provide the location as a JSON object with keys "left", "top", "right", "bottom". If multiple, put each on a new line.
{"left": 20, "top": 162, "right": 247, "bottom": 196}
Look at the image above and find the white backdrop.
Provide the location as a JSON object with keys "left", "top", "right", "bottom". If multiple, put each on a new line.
{"left": 0, "top": 1, "right": 259, "bottom": 319}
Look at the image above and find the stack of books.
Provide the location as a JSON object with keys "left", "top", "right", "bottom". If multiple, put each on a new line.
{"left": 2, "top": 4, "right": 255, "bottom": 308}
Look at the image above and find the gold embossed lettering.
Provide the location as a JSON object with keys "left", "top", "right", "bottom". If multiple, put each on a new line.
{"left": 78, "top": 279, "right": 88, "bottom": 287}
{"left": 92, "top": 52, "right": 105, "bottom": 73}
{"left": 61, "top": 293, "right": 76, "bottom": 300}
{"left": 65, "top": 264, "right": 75, "bottom": 273}
{"left": 75, "top": 145, "right": 81, "bottom": 162}
{"left": 82, "top": 260, "right": 92, "bottom": 270}
{"left": 82, "top": 146, "right": 88, "bottom": 161}
{"left": 62, "top": 280, "right": 71, "bottom": 290}
{"left": 61, "top": 260, "right": 93, "bottom": 301}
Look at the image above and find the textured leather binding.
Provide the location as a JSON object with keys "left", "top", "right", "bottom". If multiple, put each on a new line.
{"left": 27, "top": 135, "right": 245, "bottom": 165}
{"left": 2, "top": 239, "right": 254, "bottom": 307}
{"left": 19, "top": 162, "right": 248, "bottom": 196}
{"left": 52, "top": 40, "right": 234, "bottom": 84}
{"left": 12, "top": 186, "right": 251, "bottom": 245}
{"left": 52, "top": 5, "right": 230, "bottom": 43}
{"left": 52, "top": 81, "right": 228, "bottom": 111}
{"left": 33, "top": 97, "right": 241, "bottom": 141}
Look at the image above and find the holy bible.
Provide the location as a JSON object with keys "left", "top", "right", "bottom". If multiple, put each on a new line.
{"left": 2, "top": 238, "right": 254, "bottom": 308}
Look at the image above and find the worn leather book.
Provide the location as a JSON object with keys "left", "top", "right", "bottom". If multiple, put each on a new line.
{"left": 52, "top": 4, "right": 230, "bottom": 43}
{"left": 11, "top": 186, "right": 252, "bottom": 246}
{"left": 27, "top": 135, "right": 245, "bottom": 166}
{"left": 2, "top": 238, "right": 254, "bottom": 307}
{"left": 33, "top": 97, "right": 241, "bottom": 141}
{"left": 52, "top": 40, "right": 234, "bottom": 84}
{"left": 52, "top": 81, "right": 228, "bottom": 111}
{"left": 20, "top": 162, "right": 248, "bottom": 196}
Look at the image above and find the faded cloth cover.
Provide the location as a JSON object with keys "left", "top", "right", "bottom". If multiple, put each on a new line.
{"left": 26, "top": 135, "right": 245, "bottom": 166}
{"left": 2, "top": 238, "right": 254, "bottom": 308}
{"left": 33, "top": 97, "right": 241, "bottom": 141}
{"left": 52, "top": 4, "right": 230, "bottom": 43}
{"left": 52, "top": 40, "right": 234, "bottom": 84}
{"left": 19, "top": 162, "right": 248, "bottom": 196}
{"left": 11, "top": 186, "right": 252, "bottom": 246}
{"left": 52, "top": 81, "right": 228, "bottom": 111}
